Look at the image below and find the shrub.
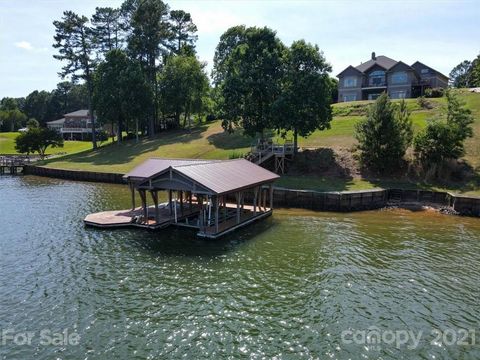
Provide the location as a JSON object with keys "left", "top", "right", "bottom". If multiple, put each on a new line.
{"left": 417, "top": 96, "right": 433, "bottom": 109}
{"left": 355, "top": 94, "right": 413, "bottom": 173}
{"left": 425, "top": 87, "right": 444, "bottom": 98}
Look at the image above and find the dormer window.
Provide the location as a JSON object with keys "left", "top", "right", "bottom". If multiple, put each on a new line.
{"left": 344, "top": 76, "right": 357, "bottom": 88}
{"left": 421, "top": 68, "right": 429, "bottom": 74}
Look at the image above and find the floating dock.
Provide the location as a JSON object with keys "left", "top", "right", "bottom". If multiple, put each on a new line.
{"left": 84, "top": 158, "right": 279, "bottom": 238}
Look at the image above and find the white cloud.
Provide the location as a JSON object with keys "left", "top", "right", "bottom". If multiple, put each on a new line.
{"left": 15, "top": 41, "right": 33, "bottom": 50}
{"left": 14, "top": 40, "right": 48, "bottom": 54}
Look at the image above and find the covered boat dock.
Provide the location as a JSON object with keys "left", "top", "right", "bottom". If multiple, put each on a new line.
{"left": 84, "top": 158, "right": 279, "bottom": 238}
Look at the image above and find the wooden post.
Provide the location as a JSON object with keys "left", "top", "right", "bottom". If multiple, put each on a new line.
{"left": 269, "top": 184, "right": 273, "bottom": 210}
{"left": 223, "top": 195, "right": 227, "bottom": 221}
{"left": 130, "top": 182, "right": 136, "bottom": 210}
{"left": 214, "top": 196, "right": 219, "bottom": 233}
{"left": 236, "top": 192, "right": 241, "bottom": 224}
{"left": 139, "top": 190, "right": 147, "bottom": 223}
{"left": 180, "top": 191, "right": 184, "bottom": 215}
{"left": 253, "top": 187, "right": 258, "bottom": 215}
{"left": 150, "top": 190, "right": 159, "bottom": 224}
{"left": 168, "top": 190, "right": 173, "bottom": 215}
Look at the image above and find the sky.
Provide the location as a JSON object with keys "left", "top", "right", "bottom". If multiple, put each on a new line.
{"left": 0, "top": 0, "right": 479, "bottom": 98}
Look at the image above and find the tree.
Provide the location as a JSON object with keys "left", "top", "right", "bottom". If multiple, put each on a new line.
{"left": 215, "top": 26, "right": 285, "bottom": 137}
{"left": 91, "top": 7, "right": 124, "bottom": 55}
{"left": 15, "top": 128, "right": 64, "bottom": 158}
{"left": 449, "top": 60, "right": 472, "bottom": 88}
{"left": 53, "top": 11, "right": 98, "bottom": 148}
{"left": 128, "top": 0, "right": 171, "bottom": 136}
{"left": 355, "top": 93, "right": 413, "bottom": 172}
{"left": 0, "top": 97, "right": 19, "bottom": 111}
{"left": 0, "top": 110, "right": 27, "bottom": 132}
{"left": 23, "top": 90, "right": 51, "bottom": 126}
{"left": 158, "top": 54, "right": 209, "bottom": 128}
{"left": 414, "top": 90, "right": 474, "bottom": 176}
{"left": 26, "top": 118, "right": 40, "bottom": 129}
{"left": 94, "top": 49, "right": 152, "bottom": 143}
{"left": 272, "top": 40, "right": 333, "bottom": 152}
{"left": 169, "top": 10, "right": 197, "bottom": 54}
{"left": 469, "top": 54, "right": 480, "bottom": 87}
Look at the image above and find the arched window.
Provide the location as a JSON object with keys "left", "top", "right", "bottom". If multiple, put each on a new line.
{"left": 368, "top": 70, "right": 385, "bottom": 86}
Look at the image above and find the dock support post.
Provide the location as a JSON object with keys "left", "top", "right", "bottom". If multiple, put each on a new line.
{"left": 236, "top": 192, "right": 241, "bottom": 224}
{"left": 139, "top": 190, "right": 147, "bottom": 223}
{"left": 130, "top": 182, "right": 136, "bottom": 210}
{"left": 168, "top": 190, "right": 173, "bottom": 215}
{"left": 150, "top": 190, "right": 159, "bottom": 224}
{"left": 269, "top": 184, "right": 273, "bottom": 210}
{"left": 253, "top": 187, "right": 258, "bottom": 215}
{"left": 180, "top": 191, "right": 184, "bottom": 215}
{"left": 214, "top": 196, "right": 219, "bottom": 233}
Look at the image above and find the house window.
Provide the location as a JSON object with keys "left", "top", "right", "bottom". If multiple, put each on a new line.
{"left": 421, "top": 68, "right": 429, "bottom": 74}
{"left": 390, "top": 90, "right": 407, "bottom": 99}
{"left": 391, "top": 71, "right": 408, "bottom": 84}
{"left": 368, "top": 93, "right": 382, "bottom": 100}
{"left": 343, "top": 94, "right": 357, "bottom": 102}
{"left": 368, "top": 70, "right": 386, "bottom": 86}
{"left": 343, "top": 76, "right": 357, "bottom": 88}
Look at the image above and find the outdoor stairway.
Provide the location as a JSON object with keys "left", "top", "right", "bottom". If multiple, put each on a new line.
{"left": 248, "top": 140, "right": 295, "bottom": 173}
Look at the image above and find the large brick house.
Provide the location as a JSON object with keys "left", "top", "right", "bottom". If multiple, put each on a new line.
{"left": 337, "top": 52, "right": 448, "bottom": 102}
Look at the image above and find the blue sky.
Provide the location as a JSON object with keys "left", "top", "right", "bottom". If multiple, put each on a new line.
{"left": 0, "top": 0, "right": 479, "bottom": 98}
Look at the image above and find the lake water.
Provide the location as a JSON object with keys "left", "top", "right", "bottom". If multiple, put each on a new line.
{"left": 1, "top": 175, "right": 480, "bottom": 359}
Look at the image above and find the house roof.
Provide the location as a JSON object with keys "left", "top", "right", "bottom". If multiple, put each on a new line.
{"left": 411, "top": 61, "right": 449, "bottom": 80}
{"left": 64, "top": 109, "right": 90, "bottom": 117}
{"left": 124, "top": 158, "right": 280, "bottom": 195}
{"left": 46, "top": 118, "right": 65, "bottom": 125}
{"left": 336, "top": 65, "right": 364, "bottom": 77}
{"left": 355, "top": 55, "right": 398, "bottom": 72}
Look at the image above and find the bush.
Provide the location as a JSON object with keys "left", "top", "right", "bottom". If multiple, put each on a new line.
{"left": 417, "top": 96, "right": 433, "bottom": 109}
{"left": 425, "top": 87, "right": 444, "bottom": 98}
{"left": 413, "top": 90, "right": 474, "bottom": 178}
{"left": 355, "top": 94, "right": 413, "bottom": 173}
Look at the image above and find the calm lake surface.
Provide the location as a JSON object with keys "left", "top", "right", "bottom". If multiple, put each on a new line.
{"left": 1, "top": 175, "right": 480, "bottom": 359}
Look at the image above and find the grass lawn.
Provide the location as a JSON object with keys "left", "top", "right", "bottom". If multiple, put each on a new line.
{"left": 30, "top": 90, "right": 480, "bottom": 195}
{"left": 0, "top": 132, "right": 101, "bottom": 156}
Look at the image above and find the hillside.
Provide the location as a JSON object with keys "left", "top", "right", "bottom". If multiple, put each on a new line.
{"left": 26, "top": 90, "right": 480, "bottom": 194}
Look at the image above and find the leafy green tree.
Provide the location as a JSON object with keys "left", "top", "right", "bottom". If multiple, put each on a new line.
{"left": 169, "top": 10, "right": 197, "bottom": 54}
{"left": 413, "top": 90, "right": 474, "bottom": 176}
{"left": 355, "top": 93, "right": 413, "bottom": 172}
{"left": 212, "top": 25, "right": 247, "bottom": 86}
{"left": 158, "top": 55, "right": 209, "bottom": 128}
{"left": 94, "top": 49, "right": 152, "bottom": 143}
{"left": 26, "top": 118, "right": 40, "bottom": 129}
{"left": 215, "top": 26, "right": 285, "bottom": 137}
{"left": 23, "top": 90, "right": 51, "bottom": 126}
{"left": 449, "top": 60, "right": 472, "bottom": 88}
{"left": 91, "top": 7, "right": 124, "bottom": 55}
{"left": 15, "top": 128, "right": 64, "bottom": 158}
{"left": 272, "top": 40, "right": 333, "bottom": 152}
{"left": 469, "top": 54, "right": 480, "bottom": 87}
{"left": 128, "top": 0, "right": 171, "bottom": 136}
{"left": 53, "top": 10, "right": 98, "bottom": 148}
{"left": 0, "top": 97, "right": 19, "bottom": 111}
{"left": 0, "top": 110, "right": 27, "bottom": 132}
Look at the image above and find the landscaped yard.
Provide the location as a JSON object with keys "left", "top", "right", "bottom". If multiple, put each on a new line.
{"left": 15, "top": 90, "right": 480, "bottom": 195}
{"left": 0, "top": 132, "right": 104, "bottom": 156}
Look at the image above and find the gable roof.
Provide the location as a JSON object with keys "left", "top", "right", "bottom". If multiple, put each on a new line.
{"left": 411, "top": 61, "right": 449, "bottom": 80}
{"left": 356, "top": 55, "right": 398, "bottom": 72}
{"left": 336, "top": 65, "right": 364, "bottom": 77}
{"left": 124, "top": 158, "right": 280, "bottom": 195}
{"left": 64, "top": 109, "right": 89, "bottom": 117}
{"left": 46, "top": 118, "right": 65, "bottom": 125}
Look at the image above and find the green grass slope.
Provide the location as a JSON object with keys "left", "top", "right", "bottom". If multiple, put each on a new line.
{"left": 30, "top": 90, "right": 480, "bottom": 194}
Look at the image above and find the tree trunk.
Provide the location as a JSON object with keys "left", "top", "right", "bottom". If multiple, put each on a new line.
{"left": 86, "top": 78, "right": 97, "bottom": 149}
{"left": 293, "top": 128, "right": 298, "bottom": 154}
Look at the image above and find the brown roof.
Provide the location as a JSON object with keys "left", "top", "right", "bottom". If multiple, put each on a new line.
{"left": 124, "top": 158, "right": 279, "bottom": 195}
{"left": 355, "top": 55, "right": 398, "bottom": 72}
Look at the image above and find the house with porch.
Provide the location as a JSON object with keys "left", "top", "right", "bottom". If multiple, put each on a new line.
{"left": 46, "top": 109, "right": 101, "bottom": 140}
{"left": 337, "top": 52, "right": 449, "bottom": 102}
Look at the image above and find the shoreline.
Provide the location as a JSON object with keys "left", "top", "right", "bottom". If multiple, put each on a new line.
{"left": 21, "top": 165, "right": 480, "bottom": 217}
